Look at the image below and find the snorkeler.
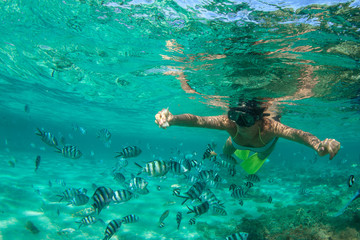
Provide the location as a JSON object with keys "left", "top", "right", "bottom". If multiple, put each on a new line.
{"left": 154, "top": 100, "right": 341, "bottom": 174}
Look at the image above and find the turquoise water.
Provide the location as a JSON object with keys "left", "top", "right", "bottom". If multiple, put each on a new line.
{"left": 1, "top": 0, "right": 360, "bottom": 239}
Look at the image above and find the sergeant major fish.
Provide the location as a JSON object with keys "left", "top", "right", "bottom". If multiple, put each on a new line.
{"left": 135, "top": 160, "right": 169, "bottom": 177}
{"left": 68, "top": 193, "right": 89, "bottom": 206}
{"left": 112, "top": 189, "right": 134, "bottom": 203}
{"left": 115, "top": 146, "right": 142, "bottom": 158}
{"left": 187, "top": 201, "right": 209, "bottom": 216}
{"left": 36, "top": 128, "right": 58, "bottom": 147}
{"left": 76, "top": 216, "right": 102, "bottom": 229}
{"left": 178, "top": 181, "right": 207, "bottom": 205}
{"left": 92, "top": 186, "right": 114, "bottom": 214}
{"left": 158, "top": 210, "right": 169, "bottom": 228}
{"left": 57, "top": 188, "right": 87, "bottom": 202}
{"left": 203, "top": 144, "right": 217, "bottom": 160}
{"left": 103, "top": 219, "right": 122, "bottom": 240}
{"left": 176, "top": 212, "right": 182, "bottom": 230}
{"left": 56, "top": 145, "right": 82, "bottom": 159}
{"left": 121, "top": 214, "right": 139, "bottom": 224}
{"left": 35, "top": 155, "right": 41, "bottom": 172}
{"left": 225, "top": 232, "right": 249, "bottom": 240}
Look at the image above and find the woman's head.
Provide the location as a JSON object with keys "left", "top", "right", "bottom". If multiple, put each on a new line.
{"left": 228, "top": 99, "right": 268, "bottom": 127}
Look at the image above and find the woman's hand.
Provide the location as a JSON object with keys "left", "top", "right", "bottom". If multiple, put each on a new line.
{"left": 155, "top": 108, "right": 173, "bottom": 129}
{"left": 317, "top": 138, "right": 341, "bottom": 160}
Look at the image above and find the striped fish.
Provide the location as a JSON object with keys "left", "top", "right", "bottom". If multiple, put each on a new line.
{"left": 203, "top": 144, "right": 217, "bottom": 160}
{"left": 36, "top": 128, "right": 58, "bottom": 147}
{"left": 159, "top": 210, "right": 170, "bottom": 226}
{"left": 189, "top": 217, "right": 196, "bottom": 225}
{"left": 218, "top": 154, "right": 236, "bottom": 169}
{"left": 159, "top": 222, "right": 165, "bottom": 228}
{"left": 168, "top": 161, "right": 188, "bottom": 175}
{"left": 103, "top": 219, "right": 122, "bottom": 240}
{"left": 200, "top": 189, "right": 223, "bottom": 207}
{"left": 231, "top": 186, "right": 247, "bottom": 199}
{"left": 68, "top": 193, "right": 89, "bottom": 206}
{"left": 187, "top": 201, "right": 209, "bottom": 216}
{"left": 76, "top": 216, "right": 98, "bottom": 228}
{"left": 113, "top": 172, "right": 126, "bottom": 184}
{"left": 178, "top": 181, "right": 207, "bottom": 205}
{"left": 128, "top": 175, "right": 148, "bottom": 192}
{"left": 245, "top": 174, "right": 260, "bottom": 183}
{"left": 112, "top": 189, "right": 134, "bottom": 203}
{"left": 57, "top": 188, "right": 85, "bottom": 202}
{"left": 212, "top": 206, "right": 227, "bottom": 216}
{"left": 179, "top": 158, "right": 192, "bottom": 172}
{"left": 225, "top": 232, "right": 249, "bottom": 240}
{"left": 97, "top": 128, "right": 111, "bottom": 143}
{"left": 121, "top": 214, "right": 139, "bottom": 224}
{"left": 56, "top": 145, "right": 82, "bottom": 159}
{"left": 135, "top": 160, "right": 169, "bottom": 177}
{"left": 92, "top": 186, "right": 114, "bottom": 214}
{"left": 176, "top": 212, "right": 182, "bottom": 230}
{"left": 115, "top": 146, "right": 142, "bottom": 158}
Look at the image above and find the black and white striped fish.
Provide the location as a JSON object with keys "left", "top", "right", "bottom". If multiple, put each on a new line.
{"left": 128, "top": 175, "right": 148, "bottom": 193}
{"left": 187, "top": 201, "right": 209, "bottom": 216}
{"left": 168, "top": 161, "right": 188, "bottom": 175}
{"left": 135, "top": 160, "right": 169, "bottom": 177}
{"left": 189, "top": 217, "right": 196, "bottom": 225}
{"left": 112, "top": 189, "right": 134, "bottom": 203}
{"left": 225, "top": 232, "right": 249, "bottom": 240}
{"left": 36, "top": 128, "right": 58, "bottom": 147}
{"left": 121, "top": 214, "right": 139, "bottom": 224}
{"left": 56, "top": 145, "right": 82, "bottom": 159}
{"left": 198, "top": 170, "right": 215, "bottom": 182}
{"left": 113, "top": 172, "right": 126, "bottom": 184}
{"left": 173, "top": 188, "right": 181, "bottom": 196}
{"left": 179, "top": 158, "right": 192, "bottom": 172}
{"left": 231, "top": 186, "right": 247, "bottom": 199}
{"left": 178, "top": 181, "right": 207, "bottom": 205}
{"left": 97, "top": 128, "right": 111, "bottom": 143}
{"left": 57, "top": 188, "right": 86, "bottom": 202}
{"left": 68, "top": 193, "right": 89, "bottom": 206}
{"left": 245, "top": 181, "right": 254, "bottom": 189}
{"left": 245, "top": 174, "right": 260, "bottom": 183}
{"left": 200, "top": 189, "right": 224, "bottom": 207}
{"left": 103, "top": 219, "right": 122, "bottom": 240}
{"left": 92, "top": 186, "right": 114, "bottom": 214}
{"left": 203, "top": 144, "right": 217, "bottom": 160}
{"left": 176, "top": 212, "right": 182, "bottom": 230}
{"left": 76, "top": 216, "right": 99, "bottom": 228}
{"left": 115, "top": 146, "right": 142, "bottom": 158}
{"left": 218, "top": 154, "right": 237, "bottom": 169}
{"left": 212, "top": 206, "right": 227, "bottom": 216}
{"left": 159, "top": 222, "right": 165, "bottom": 228}
{"left": 159, "top": 210, "right": 169, "bottom": 227}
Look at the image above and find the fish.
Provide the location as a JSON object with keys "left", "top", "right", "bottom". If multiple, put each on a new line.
{"left": 159, "top": 210, "right": 170, "bottom": 226}
{"left": 24, "top": 104, "right": 30, "bottom": 113}
{"left": 112, "top": 189, "right": 134, "bottom": 203}
{"left": 92, "top": 186, "right": 114, "bottom": 214}
{"left": 103, "top": 219, "right": 122, "bottom": 240}
{"left": 115, "top": 146, "right": 142, "bottom": 158}
{"left": 56, "top": 145, "right": 82, "bottom": 159}
{"left": 113, "top": 172, "right": 126, "bottom": 184}
{"left": 97, "top": 128, "right": 112, "bottom": 143}
{"left": 173, "top": 188, "right": 181, "bottom": 196}
{"left": 212, "top": 206, "right": 227, "bottom": 216}
{"left": 335, "top": 186, "right": 360, "bottom": 216}
{"left": 36, "top": 128, "right": 58, "bottom": 147}
{"left": 176, "top": 212, "right": 182, "bottom": 230}
{"left": 168, "top": 161, "right": 188, "bottom": 175}
{"left": 128, "top": 174, "right": 148, "bottom": 193}
{"left": 35, "top": 155, "right": 41, "bottom": 172}
{"left": 231, "top": 186, "right": 247, "bottom": 199}
{"left": 348, "top": 175, "right": 355, "bottom": 187}
{"left": 239, "top": 200, "right": 244, "bottom": 206}
{"left": 245, "top": 181, "right": 254, "bottom": 189}
{"left": 200, "top": 189, "right": 223, "bottom": 207}
{"left": 225, "top": 232, "right": 249, "bottom": 240}
{"left": 57, "top": 188, "right": 86, "bottom": 202}
{"left": 245, "top": 174, "right": 260, "bottom": 183}
{"left": 72, "top": 206, "right": 96, "bottom": 217}
{"left": 268, "top": 196, "right": 272, "bottom": 204}
{"left": 76, "top": 216, "right": 99, "bottom": 228}
{"left": 189, "top": 217, "right": 196, "bottom": 225}
{"left": 159, "top": 222, "right": 165, "bottom": 228}
{"left": 187, "top": 201, "right": 210, "bottom": 216}
{"left": 135, "top": 160, "right": 169, "bottom": 177}
{"left": 25, "top": 221, "right": 40, "bottom": 234}
{"left": 203, "top": 144, "right": 217, "bottom": 160}
{"left": 121, "top": 214, "right": 139, "bottom": 224}
{"left": 68, "top": 193, "right": 89, "bottom": 206}
{"left": 198, "top": 170, "right": 215, "bottom": 182}
{"left": 178, "top": 181, "right": 207, "bottom": 205}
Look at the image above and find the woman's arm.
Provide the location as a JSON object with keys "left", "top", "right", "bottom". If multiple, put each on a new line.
{"left": 270, "top": 121, "right": 340, "bottom": 160}
{"left": 155, "top": 109, "right": 232, "bottom": 130}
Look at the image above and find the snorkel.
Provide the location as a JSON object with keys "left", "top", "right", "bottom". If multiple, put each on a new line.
{"left": 228, "top": 100, "right": 268, "bottom": 127}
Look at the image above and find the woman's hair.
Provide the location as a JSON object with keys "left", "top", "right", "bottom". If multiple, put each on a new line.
{"left": 231, "top": 99, "right": 267, "bottom": 117}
